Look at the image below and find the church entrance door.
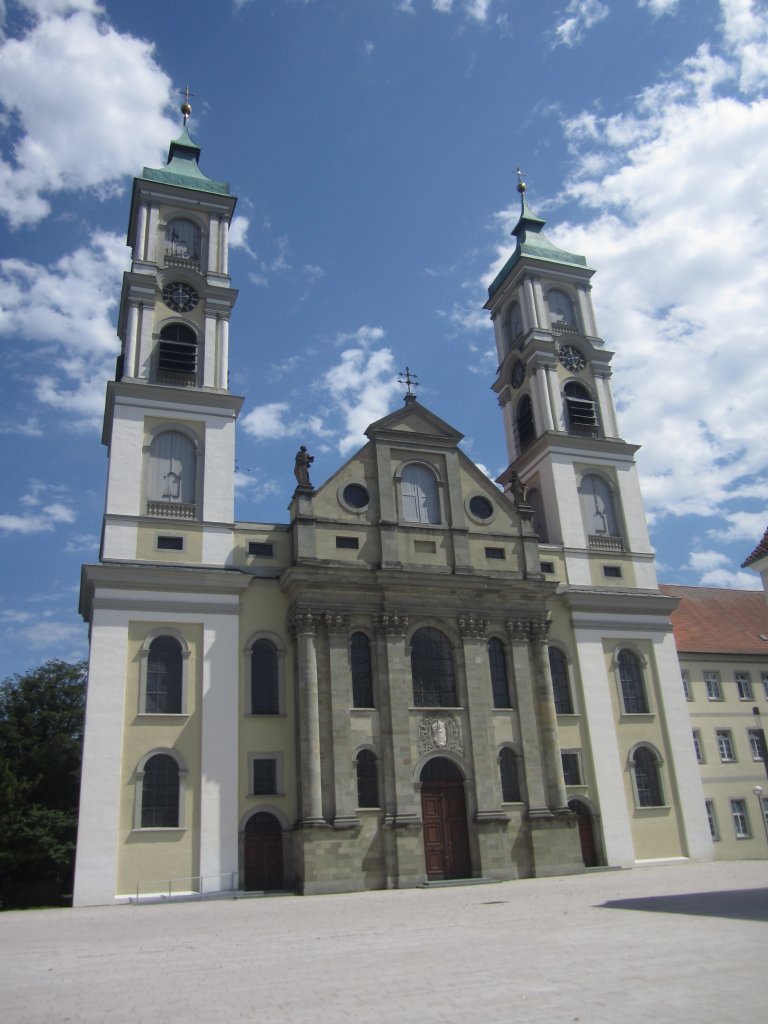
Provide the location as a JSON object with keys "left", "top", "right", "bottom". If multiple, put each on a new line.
{"left": 243, "top": 812, "right": 283, "bottom": 890}
{"left": 420, "top": 757, "right": 471, "bottom": 881}
{"left": 569, "top": 799, "right": 598, "bottom": 867}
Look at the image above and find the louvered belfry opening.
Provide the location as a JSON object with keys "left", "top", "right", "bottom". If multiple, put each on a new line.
{"left": 158, "top": 323, "right": 197, "bottom": 386}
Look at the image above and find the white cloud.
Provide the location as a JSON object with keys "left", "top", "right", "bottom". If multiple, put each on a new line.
{"left": 688, "top": 550, "right": 729, "bottom": 572}
{"left": 433, "top": 0, "right": 453, "bottom": 11}
{"left": 708, "top": 511, "right": 768, "bottom": 544}
{"left": 698, "top": 567, "right": 763, "bottom": 589}
{"left": 465, "top": 0, "right": 492, "bottom": 20}
{"left": 0, "top": 5, "right": 175, "bottom": 226}
{"left": 229, "top": 215, "right": 256, "bottom": 257}
{"left": 241, "top": 401, "right": 292, "bottom": 440}
{"left": 720, "top": 0, "right": 768, "bottom": 92}
{"left": 553, "top": 0, "right": 609, "bottom": 48}
{"left": 0, "top": 500, "right": 75, "bottom": 534}
{"left": 638, "top": 0, "right": 679, "bottom": 15}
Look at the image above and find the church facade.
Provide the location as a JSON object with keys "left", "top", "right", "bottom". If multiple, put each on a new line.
{"left": 74, "top": 117, "right": 736, "bottom": 906}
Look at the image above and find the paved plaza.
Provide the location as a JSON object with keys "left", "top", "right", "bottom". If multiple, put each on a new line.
{"left": 1, "top": 859, "right": 766, "bottom": 1023}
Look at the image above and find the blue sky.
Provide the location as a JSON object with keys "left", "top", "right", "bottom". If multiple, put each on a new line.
{"left": 1, "top": 0, "right": 767, "bottom": 680}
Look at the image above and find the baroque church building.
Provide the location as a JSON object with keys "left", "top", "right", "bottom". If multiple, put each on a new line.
{"left": 75, "top": 113, "right": 756, "bottom": 906}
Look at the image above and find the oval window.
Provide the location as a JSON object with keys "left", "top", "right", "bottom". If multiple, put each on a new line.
{"left": 469, "top": 495, "right": 493, "bottom": 520}
{"left": 342, "top": 483, "right": 369, "bottom": 509}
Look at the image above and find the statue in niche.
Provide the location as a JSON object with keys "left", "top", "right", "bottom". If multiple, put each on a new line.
{"left": 508, "top": 470, "right": 528, "bottom": 506}
{"left": 294, "top": 446, "right": 314, "bottom": 487}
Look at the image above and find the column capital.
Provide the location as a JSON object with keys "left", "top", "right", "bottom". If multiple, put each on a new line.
{"left": 322, "top": 610, "right": 350, "bottom": 635}
{"left": 375, "top": 612, "right": 409, "bottom": 637}
{"left": 457, "top": 614, "right": 488, "bottom": 640}
{"left": 529, "top": 617, "right": 551, "bottom": 644}
{"left": 289, "top": 610, "right": 321, "bottom": 636}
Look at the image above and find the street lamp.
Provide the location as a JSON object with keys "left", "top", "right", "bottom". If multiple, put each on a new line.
{"left": 752, "top": 785, "right": 768, "bottom": 847}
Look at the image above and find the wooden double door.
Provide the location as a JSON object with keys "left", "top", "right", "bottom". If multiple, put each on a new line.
{"left": 421, "top": 781, "right": 472, "bottom": 880}
{"left": 243, "top": 813, "right": 283, "bottom": 891}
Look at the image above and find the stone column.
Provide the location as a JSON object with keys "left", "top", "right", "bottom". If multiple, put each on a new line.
{"left": 545, "top": 363, "right": 564, "bottom": 430}
{"left": 291, "top": 611, "right": 326, "bottom": 826}
{"left": 208, "top": 216, "right": 220, "bottom": 274}
{"left": 218, "top": 317, "right": 229, "bottom": 390}
{"left": 522, "top": 275, "right": 538, "bottom": 329}
{"left": 146, "top": 204, "right": 160, "bottom": 264}
{"left": 533, "top": 366, "right": 554, "bottom": 431}
{"left": 220, "top": 218, "right": 229, "bottom": 275}
{"left": 506, "top": 617, "right": 548, "bottom": 813}
{"left": 135, "top": 202, "right": 148, "bottom": 261}
{"left": 124, "top": 302, "right": 139, "bottom": 379}
{"left": 529, "top": 617, "right": 569, "bottom": 811}
{"left": 324, "top": 611, "right": 358, "bottom": 829}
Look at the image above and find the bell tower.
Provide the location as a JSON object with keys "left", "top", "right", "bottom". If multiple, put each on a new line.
{"left": 101, "top": 97, "right": 242, "bottom": 565}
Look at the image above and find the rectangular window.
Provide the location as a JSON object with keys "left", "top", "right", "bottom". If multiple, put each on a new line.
{"left": 602, "top": 565, "right": 622, "bottom": 578}
{"left": 704, "top": 672, "right": 722, "bottom": 701}
{"left": 762, "top": 672, "right": 768, "bottom": 699}
{"left": 681, "top": 670, "right": 692, "bottom": 701}
{"left": 561, "top": 752, "right": 582, "bottom": 786}
{"left": 335, "top": 536, "right": 359, "bottom": 549}
{"left": 716, "top": 729, "right": 735, "bottom": 762}
{"left": 248, "top": 541, "right": 273, "bottom": 557}
{"left": 705, "top": 799, "right": 719, "bottom": 841}
{"left": 414, "top": 540, "right": 436, "bottom": 554}
{"left": 692, "top": 730, "right": 704, "bottom": 763}
{"left": 730, "top": 798, "right": 751, "bottom": 839}
{"left": 540, "top": 561, "right": 555, "bottom": 574}
{"left": 157, "top": 535, "right": 184, "bottom": 550}
{"left": 252, "top": 758, "right": 278, "bottom": 796}
{"left": 748, "top": 728, "right": 766, "bottom": 762}
{"left": 735, "top": 672, "right": 753, "bottom": 700}
{"left": 485, "top": 547, "right": 505, "bottom": 559}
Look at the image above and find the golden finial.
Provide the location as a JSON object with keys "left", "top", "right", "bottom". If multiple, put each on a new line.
{"left": 515, "top": 167, "right": 526, "bottom": 194}
{"left": 179, "top": 85, "right": 195, "bottom": 125}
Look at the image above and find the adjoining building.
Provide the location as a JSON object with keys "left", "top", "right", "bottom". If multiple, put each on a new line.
{"left": 75, "top": 111, "right": 765, "bottom": 907}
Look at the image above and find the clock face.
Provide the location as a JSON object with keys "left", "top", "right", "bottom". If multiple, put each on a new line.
{"left": 559, "top": 345, "right": 586, "bottom": 373}
{"left": 511, "top": 360, "right": 526, "bottom": 389}
{"left": 162, "top": 281, "right": 199, "bottom": 313}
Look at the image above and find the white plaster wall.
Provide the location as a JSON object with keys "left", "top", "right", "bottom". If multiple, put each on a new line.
{"left": 106, "top": 409, "right": 144, "bottom": 516}
{"left": 73, "top": 616, "right": 129, "bottom": 906}
{"left": 102, "top": 519, "right": 138, "bottom": 561}
{"left": 202, "top": 417, "right": 236, "bottom": 523}
{"left": 616, "top": 462, "right": 654, "bottom": 557}
{"left": 201, "top": 527, "right": 235, "bottom": 566}
{"left": 199, "top": 611, "right": 241, "bottom": 891}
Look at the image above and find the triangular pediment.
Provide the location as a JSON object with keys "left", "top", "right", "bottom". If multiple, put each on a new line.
{"left": 365, "top": 398, "right": 463, "bottom": 448}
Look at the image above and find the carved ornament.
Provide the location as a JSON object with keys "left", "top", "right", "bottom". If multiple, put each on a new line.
{"left": 418, "top": 714, "right": 462, "bottom": 756}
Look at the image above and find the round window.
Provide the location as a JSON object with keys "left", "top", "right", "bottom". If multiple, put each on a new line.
{"left": 342, "top": 483, "right": 369, "bottom": 509}
{"left": 469, "top": 495, "right": 493, "bottom": 520}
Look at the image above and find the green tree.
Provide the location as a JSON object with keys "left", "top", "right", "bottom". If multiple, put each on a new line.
{"left": 0, "top": 659, "right": 87, "bottom": 908}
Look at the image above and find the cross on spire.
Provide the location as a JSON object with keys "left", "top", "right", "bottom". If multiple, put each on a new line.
{"left": 179, "top": 85, "right": 195, "bottom": 125}
{"left": 515, "top": 166, "right": 526, "bottom": 194}
{"left": 398, "top": 366, "right": 420, "bottom": 402}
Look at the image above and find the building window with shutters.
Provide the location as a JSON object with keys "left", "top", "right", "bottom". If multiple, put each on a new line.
{"left": 146, "top": 429, "right": 198, "bottom": 519}
{"left": 399, "top": 463, "right": 441, "bottom": 524}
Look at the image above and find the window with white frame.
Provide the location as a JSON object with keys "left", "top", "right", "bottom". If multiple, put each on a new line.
{"left": 147, "top": 429, "right": 197, "bottom": 512}
{"left": 143, "top": 634, "right": 185, "bottom": 714}
{"left": 748, "top": 729, "right": 765, "bottom": 762}
{"left": 716, "top": 729, "right": 735, "bottom": 762}
{"left": 681, "top": 670, "right": 692, "bottom": 701}
{"left": 705, "top": 799, "right": 719, "bottom": 840}
{"left": 617, "top": 648, "right": 649, "bottom": 714}
{"left": 561, "top": 751, "right": 582, "bottom": 786}
{"left": 692, "top": 730, "right": 704, "bottom": 763}
{"left": 400, "top": 463, "right": 441, "bottom": 525}
{"left": 579, "top": 474, "right": 622, "bottom": 544}
{"left": 631, "top": 745, "right": 664, "bottom": 807}
{"left": 139, "top": 752, "right": 182, "bottom": 828}
{"left": 730, "top": 798, "right": 751, "bottom": 838}
{"left": 735, "top": 672, "right": 753, "bottom": 700}
{"left": 704, "top": 671, "right": 722, "bottom": 701}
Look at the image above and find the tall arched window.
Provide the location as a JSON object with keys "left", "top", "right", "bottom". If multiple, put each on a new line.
{"left": 147, "top": 430, "right": 196, "bottom": 510}
{"left": 158, "top": 323, "right": 198, "bottom": 385}
{"left": 548, "top": 647, "right": 573, "bottom": 715}
{"left": 564, "top": 381, "right": 598, "bottom": 436}
{"left": 516, "top": 394, "right": 535, "bottom": 450}
{"left": 351, "top": 632, "right": 374, "bottom": 708}
{"left": 146, "top": 636, "right": 182, "bottom": 714}
{"left": 618, "top": 649, "right": 649, "bottom": 714}
{"left": 141, "top": 753, "right": 180, "bottom": 827}
{"left": 165, "top": 218, "right": 202, "bottom": 262}
{"left": 631, "top": 745, "right": 663, "bottom": 807}
{"left": 547, "top": 288, "right": 577, "bottom": 327}
{"left": 251, "top": 639, "right": 279, "bottom": 714}
{"left": 499, "top": 747, "right": 522, "bottom": 802}
{"left": 488, "top": 637, "right": 511, "bottom": 708}
{"left": 400, "top": 464, "right": 440, "bottom": 524}
{"left": 579, "top": 474, "right": 620, "bottom": 541}
{"left": 355, "top": 749, "right": 379, "bottom": 808}
{"left": 411, "top": 627, "right": 457, "bottom": 707}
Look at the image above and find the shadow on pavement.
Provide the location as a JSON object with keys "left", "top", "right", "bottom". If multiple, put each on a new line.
{"left": 600, "top": 887, "right": 768, "bottom": 922}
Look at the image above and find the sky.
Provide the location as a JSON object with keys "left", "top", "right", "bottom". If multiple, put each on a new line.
{"left": 0, "top": 0, "right": 767, "bottom": 680}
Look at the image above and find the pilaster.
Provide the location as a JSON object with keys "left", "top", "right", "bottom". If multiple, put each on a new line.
{"left": 291, "top": 610, "right": 327, "bottom": 827}
{"left": 324, "top": 611, "right": 359, "bottom": 829}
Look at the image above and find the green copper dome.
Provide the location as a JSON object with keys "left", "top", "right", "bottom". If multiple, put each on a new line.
{"left": 139, "top": 124, "right": 230, "bottom": 196}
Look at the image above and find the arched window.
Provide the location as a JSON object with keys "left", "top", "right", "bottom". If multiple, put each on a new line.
{"left": 579, "top": 474, "right": 620, "bottom": 542}
{"left": 564, "top": 381, "right": 599, "bottom": 436}
{"left": 488, "top": 637, "right": 511, "bottom": 708}
{"left": 516, "top": 395, "right": 535, "bottom": 450}
{"left": 141, "top": 753, "right": 180, "bottom": 827}
{"left": 631, "top": 745, "right": 663, "bottom": 807}
{"left": 400, "top": 464, "right": 440, "bottom": 524}
{"left": 499, "top": 748, "right": 521, "bottom": 802}
{"left": 548, "top": 647, "right": 573, "bottom": 715}
{"left": 165, "top": 218, "right": 202, "bottom": 262}
{"left": 411, "top": 627, "right": 457, "bottom": 707}
{"left": 618, "top": 649, "right": 649, "bottom": 714}
{"left": 147, "top": 430, "right": 196, "bottom": 511}
{"left": 547, "top": 288, "right": 577, "bottom": 327}
{"left": 355, "top": 749, "right": 379, "bottom": 808}
{"left": 146, "top": 636, "right": 182, "bottom": 714}
{"left": 527, "top": 487, "right": 548, "bottom": 542}
{"left": 351, "top": 632, "right": 374, "bottom": 708}
{"left": 251, "top": 639, "right": 279, "bottom": 714}
{"left": 158, "top": 323, "right": 198, "bottom": 385}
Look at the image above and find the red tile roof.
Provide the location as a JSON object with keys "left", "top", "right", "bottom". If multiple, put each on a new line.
{"left": 659, "top": 584, "right": 768, "bottom": 656}
{"left": 742, "top": 526, "right": 768, "bottom": 568}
